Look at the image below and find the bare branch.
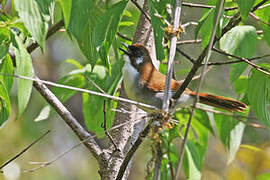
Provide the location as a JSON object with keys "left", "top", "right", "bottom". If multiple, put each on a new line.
{"left": 212, "top": 48, "right": 270, "bottom": 76}
{"left": 32, "top": 78, "right": 105, "bottom": 161}
{"left": 206, "top": 52, "right": 270, "bottom": 66}
{"left": 175, "top": 0, "right": 225, "bottom": 178}
{"left": 177, "top": 39, "right": 202, "bottom": 45}
{"left": 117, "top": 32, "right": 132, "bottom": 42}
{"left": 131, "top": 0, "right": 151, "bottom": 22}
{"left": 0, "top": 130, "right": 51, "bottom": 172}
{"left": 182, "top": 2, "right": 237, "bottom": 11}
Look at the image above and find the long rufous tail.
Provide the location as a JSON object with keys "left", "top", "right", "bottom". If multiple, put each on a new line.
{"left": 188, "top": 92, "right": 247, "bottom": 112}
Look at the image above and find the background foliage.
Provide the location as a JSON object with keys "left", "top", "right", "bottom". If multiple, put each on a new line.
{"left": 0, "top": 0, "right": 269, "bottom": 179}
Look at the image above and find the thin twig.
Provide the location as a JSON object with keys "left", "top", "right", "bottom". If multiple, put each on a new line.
{"left": 176, "top": 47, "right": 196, "bottom": 64}
{"left": 175, "top": 0, "right": 225, "bottom": 178}
{"left": 84, "top": 75, "right": 106, "bottom": 94}
{"left": 162, "top": 0, "right": 182, "bottom": 112}
{"left": 131, "top": 0, "right": 151, "bottom": 22}
{"left": 182, "top": 2, "right": 237, "bottom": 11}
{"left": 0, "top": 73, "right": 157, "bottom": 110}
{"left": 249, "top": 12, "right": 270, "bottom": 26}
{"left": 0, "top": 130, "right": 51, "bottom": 172}
{"left": 102, "top": 100, "right": 119, "bottom": 151}
{"left": 212, "top": 48, "right": 270, "bottom": 76}
{"left": 196, "top": 106, "right": 266, "bottom": 129}
{"left": 116, "top": 32, "right": 132, "bottom": 42}
{"left": 206, "top": 53, "right": 270, "bottom": 66}
{"left": 177, "top": 39, "right": 202, "bottom": 45}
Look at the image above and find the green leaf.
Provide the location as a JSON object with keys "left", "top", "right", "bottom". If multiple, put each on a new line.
{"left": 56, "top": 0, "right": 72, "bottom": 28}
{"left": 68, "top": 0, "right": 99, "bottom": 65}
{"left": 14, "top": 0, "right": 52, "bottom": 51}
{"left": 92, "top": 0, "right": 128, "bottom": 65}
{"left": 256, "top": 172, "right": 270, "bottom": 180}
{"left": 227, "top": 122, "right": 245, "bottom": 164}
{"left": 195, "top": 8, "right": 214, "bottom": 40}
{"left": 247, "top": 64, "right": 270, "bottom": 127}
{"left": 34, "top": 105, "right": 50, "bottom": 122}
{"left": 83, "top": 63, "right": 122, "bottom": 133}
{"left": 254, "top": 3, "right": 270, "bottom": 47}
{"left": 195, "top": 0, "right": 224, "bottom": 49}
{"left": 0, "top": 80, "right": 11, "bottom": 127}
{"left": 148, "top": 0, "right": 165, "bottom": 61}
{"left": 194, "top": 109, "right": 214, "bottom": 134}
{"left": 0, "top": 27, "right": 11, "bottom": 60}
{"left": 235, "top": 0, "right": 255, "bottom": 22}
{"left": 13, "top": 33, "right": 34, "bottom": 117}
{"left": 0, "top": 55, "right": 14, "bottom": 92}
{"left": 183, "top": 144, "right": 202, "bottom": 180}
{"left": 214, "top": 113, "right": 239, "bottom": 148}
{"left": 234, "top": 76, "right": 248, "bottom": 95}
{"left": 35, "top": 73, "right": 86, "bottom": 121}
{"left": 220, "top": 25, "right": 257, "bottom": 83}
{"left": 214, "top": 109, "right": 248, "bottom": 163}
{"left": 52, "top": 74, "right": 85, "bottom": 102}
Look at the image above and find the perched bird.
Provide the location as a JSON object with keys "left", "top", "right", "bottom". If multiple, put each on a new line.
{"left": 119, "top": 43, "right": 246, "bottom": 112}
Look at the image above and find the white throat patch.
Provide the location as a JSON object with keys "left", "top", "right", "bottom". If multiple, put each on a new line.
{"left": 136, "top": 56, "right": 144, "bottom": 65}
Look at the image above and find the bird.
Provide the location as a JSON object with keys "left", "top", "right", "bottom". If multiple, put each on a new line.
{"left": 119, "top": 43, "right": 247, "bottom": 113}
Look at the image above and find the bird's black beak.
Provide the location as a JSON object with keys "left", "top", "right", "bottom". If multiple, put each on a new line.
{"left": 119, "top": 42, "right": 131, "bottom": 55}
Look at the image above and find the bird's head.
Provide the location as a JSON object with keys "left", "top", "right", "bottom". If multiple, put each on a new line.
{"left": 119, "top": 43, "right": 153, "bottom": 70}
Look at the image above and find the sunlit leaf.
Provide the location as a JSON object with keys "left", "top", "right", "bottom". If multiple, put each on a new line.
{"left": 0, "top": 55, "right": 13, "bottom": 92}
{"left": 13, "top": 33, "right": 34, "bottom": 117}
{"left": 93, "top": 0, "right": 128, "bottom": 67}
{"left": 247, "top": 64, "right": 270, "bottom": 127}
{"left": 56, "top": 0, "right": 72, "bottom": 28}
{"left": 0, "top": 80, "right": 11, "bottom": 127}
{"left": 14, "top": 0, "right": 52, "bottom": 51}
{"left": 148, "top": 0, "right": 165, "bottom": 61}
{"left": 235, "top": 0, "right": 255, "bottom": 22}
{"left": 220, "top": 25, "right": 257, "bottom": 83}
{"left": 83, "top": 63, "right": 122, "bottom": 133}
{"left": 0, "top": 27, "right": 11, "bottom": 60}
{"left": 254, "top": 3, "right": 270, "bottom": 47}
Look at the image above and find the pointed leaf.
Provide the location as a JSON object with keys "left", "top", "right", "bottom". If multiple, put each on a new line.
{"left": 14, "top": 0, "right": 51, "bottom": 51}
{"left": 0, "top": 28, "right": 11, "bottom": 60}
{"left": 0, "top": 55, "right": 14, "bottom": 92}
{"left": 13, "top": 34, "right": 34, "bottom": 117}
{"left": 235, "top": 0, "right": 255, "bottom": 22}
{"left": 148, "top": 0, "right": 165, "bottom": 61}
{"left": 254, "top": 3, "right": 270, "bottom": 47}
{"left": 0, "top": 80, "right": 11, "bottom": 127}
{"left": 56, "top": 0, "right": 72, "bottom": 28}
{"left": 247, "top": 64, "right": 270, "bottom": 127}
{"left": 220, "top": 25, "right": 257, "bottom": 83}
